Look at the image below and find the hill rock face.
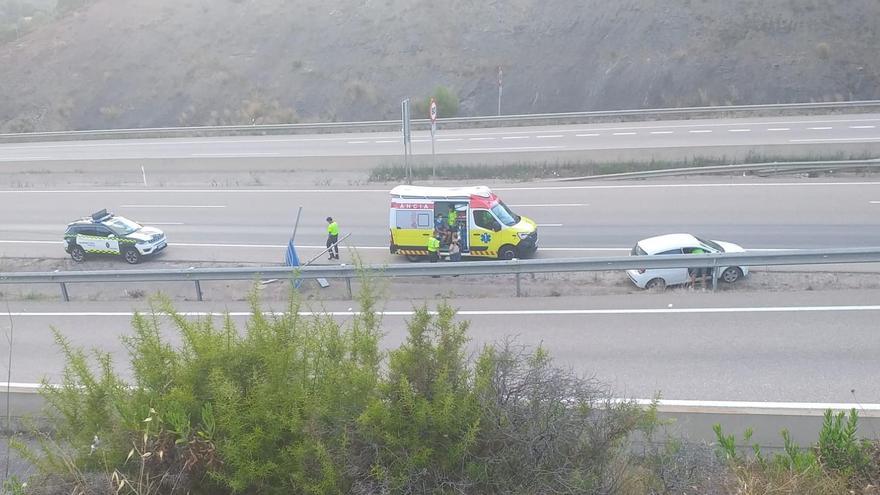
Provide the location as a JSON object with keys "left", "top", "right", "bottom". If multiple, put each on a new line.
{"left": 1, "top": 0, "right": 879, "bottom": 132}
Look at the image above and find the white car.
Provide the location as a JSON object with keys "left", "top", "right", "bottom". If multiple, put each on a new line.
{"left": 626, "top": 233, "right": 748, "bottom": 289}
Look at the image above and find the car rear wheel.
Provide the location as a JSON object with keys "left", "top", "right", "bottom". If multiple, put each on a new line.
{"left": 721, "top": 267, "right": 743, "bottom": 284}
{"left": 70, "top": 245, "right": 85, "bottom": 262}
{"left": 498, "top": 245, "right": 517, "bottom": 260}
{"left": 123, "top": 248, "right": 141, "bottom": 264}
{"left": 645, "top": 278, "right": 666, "bottom": 290}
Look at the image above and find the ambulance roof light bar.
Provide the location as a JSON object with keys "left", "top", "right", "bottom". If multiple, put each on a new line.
{"left": 389, "top": 185, "right": 493, "bottom": 199}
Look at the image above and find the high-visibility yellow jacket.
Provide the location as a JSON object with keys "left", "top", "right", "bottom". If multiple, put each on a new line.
{"left": 427, "top": 237, "right": 440, "bottom": 252}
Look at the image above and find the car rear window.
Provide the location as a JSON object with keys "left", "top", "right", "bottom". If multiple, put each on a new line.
{"left": 631, "top": 244, "right": 647, "bottom": 256}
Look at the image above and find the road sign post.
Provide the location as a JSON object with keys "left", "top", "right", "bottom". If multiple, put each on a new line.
{"left": 429, "top": 97, "right": 437, "bottom": 180}
{"left": 401, "top": 99, "right": 412, "bottom": 184}
{"left": 497, "top": 66, "right": 503, "bottom": 116}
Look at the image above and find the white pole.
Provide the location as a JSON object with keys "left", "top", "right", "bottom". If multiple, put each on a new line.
{"left": 141, "top": 165, "right": 147, "bottom": 187}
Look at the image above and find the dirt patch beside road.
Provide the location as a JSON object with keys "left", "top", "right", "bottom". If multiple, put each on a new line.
{"left": 1, "top": 257, "right": 878, "bottom": 304}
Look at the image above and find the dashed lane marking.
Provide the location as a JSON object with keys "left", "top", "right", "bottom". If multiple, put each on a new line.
{"left": 501, "top": 136, "right": 529, "bottom": 140}
{"left": 649, "top": 131, "right": 674, "bottom": 134}
{"left": 536, "top": 135, "right": 564, "bottom": 139}
{"left": 507, "top": 203, "right": 588, "bottom": 207}
{"left": 790, "top": 137, "right": 880, "bottom": 143}
{"left": 120, "top": 204, "right": 225, "bottom": 208}
{"left": 689, "top": 130, "right": 712, "bottom": 133}
{"left": 612, "top": 132, "right": 637, "bottom": 136}
{"left": 850, "top": 125, "right": 877, "bottom": 129}
{"left": 575, "top": 133, "right": 600, "bottom": 137}
{"left": 808, "top": 127, "right": 833, "bottom": 130}
{"left": 728, "top": 129, "right": 751, "bottom": 132}
{"left": 767, "top": 128, "right": 790, "bottom": 131}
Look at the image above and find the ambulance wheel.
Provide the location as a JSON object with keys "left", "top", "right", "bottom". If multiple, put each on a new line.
{"left": 498, "top": 245, "right": 517, "bottom": 260}
{"left": 70, "top": 245, "right": 86, "bottom": 263}
{"left": 123, "top": 248, "right": 141, "bottom": 265}
{"left": 405, "top": 255, "right": 422, "bottom": 262}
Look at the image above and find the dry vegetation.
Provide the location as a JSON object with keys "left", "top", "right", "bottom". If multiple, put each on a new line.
{"left": 1, "top": 0, "right": 880, "bottom": 132}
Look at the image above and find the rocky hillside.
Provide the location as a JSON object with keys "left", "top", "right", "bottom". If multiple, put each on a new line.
{"left": 1, "top": 0, "right": 879, "bottom": 132}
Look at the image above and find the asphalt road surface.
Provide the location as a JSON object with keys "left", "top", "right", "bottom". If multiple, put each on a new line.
{"left": 1, "top": 290, "right": 878, "bottom": 404}
{"left": 2, "top": 114, "right": 880, "bottom": 162}
{"left": 1, "top": 177, "right": 880, "bottom": 264}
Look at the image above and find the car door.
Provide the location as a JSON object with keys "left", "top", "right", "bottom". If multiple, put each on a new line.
{"left": 469, "top": 208, "right": 500, "bottom": 257}
{"left": 93, "top": 225, "right": 120, "bottom": 254}
{"left": 648, "top": 248, "right": 688, "bottom": 286}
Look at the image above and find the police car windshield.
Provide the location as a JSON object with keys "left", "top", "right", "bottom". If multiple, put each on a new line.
{"left": 491, "top": 202, "right": 519, "bottom": 227}
{"left": 103, "top": 216, "right": 141, "bottom": 236}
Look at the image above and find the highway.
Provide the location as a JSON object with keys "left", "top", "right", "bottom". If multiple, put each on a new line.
{"left": 1, "top": 290, "right": 879, "bottom": 403}
{"left": 1, "top": 178, "right": 880, "bottom": 264}
{"left": 2, "top": 114, "right": 880, "bottom": 162}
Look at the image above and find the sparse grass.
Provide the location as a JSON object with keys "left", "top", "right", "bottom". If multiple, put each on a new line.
{"left": 369, "top": 152, "right": 879, "bottom": 182}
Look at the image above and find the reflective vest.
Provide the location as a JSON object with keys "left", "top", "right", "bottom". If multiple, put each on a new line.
{"left": 447, "top": 209, "right": 457, "bottom": 227}
{"left": 427, "top": 237, "right": 440, "bottom": 252}
{"left": 327, "top": 222, "right": 339, "bottom": 236}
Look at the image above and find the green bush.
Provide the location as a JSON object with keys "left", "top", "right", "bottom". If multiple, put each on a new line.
{"left": 413, "top": 86, "right": 460, "bottom": 119}
{"left": 16, "top": 280, "right": 651, "bottom": 494}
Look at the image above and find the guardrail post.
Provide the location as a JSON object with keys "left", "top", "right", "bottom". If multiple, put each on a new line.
{"left": 515, "top": 273, "right": 521, "bottom": 297}
{"left": 345, "top": 277, "right": 353, "bottom": 299}
{"left": 59, "top": 282, "right": 69, "bottom": 302}
{"left": 194, "top": 280, "right": 203, "bottom": 301}
{"left": 711, "top": 263, "right": 718, "bottom": 292}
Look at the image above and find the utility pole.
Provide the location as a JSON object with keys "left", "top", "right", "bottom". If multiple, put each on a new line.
{"left": 429, "top": 97, "right": 437, "bottom": 181}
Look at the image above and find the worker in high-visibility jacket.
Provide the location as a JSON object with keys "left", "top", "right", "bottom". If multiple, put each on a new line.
{"left": 427, "top": 230, "right": 441, "bottom": 263}
{"left": 326, "top": 216, "right": 340, "bottom": 260}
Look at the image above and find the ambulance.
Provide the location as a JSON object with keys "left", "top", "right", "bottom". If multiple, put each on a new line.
{"left": 389, "top": 185, "right": 538, "bottom": 261}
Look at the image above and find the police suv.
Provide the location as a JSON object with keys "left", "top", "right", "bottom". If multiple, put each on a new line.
{"left": 64, "top": 210, "right": 168, "bottom": 264}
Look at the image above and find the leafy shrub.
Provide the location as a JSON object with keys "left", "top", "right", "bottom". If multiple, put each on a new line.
{"left": 413, "top": 86, "right": 460, "bottom": 119}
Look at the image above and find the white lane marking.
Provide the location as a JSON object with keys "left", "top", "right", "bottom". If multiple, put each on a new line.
{"left": 537, "top": 223, "right": 563, "bottom": 227}
{"left": 790, "top": 137, "right": 880, "bottom": 143}
{"left": 869, "top": 201, "right": 880, "bottom": 204}
{"left": 501, "top": 136, "right": 529, "bottom": 140}
{"left": 347, "top": 140, "right": 368, "bottom": 144}
{"left": 612, "top": 132, "right": 636, "bottom": 136}
{"left": 190, "top": 152, "right": 279, "bottom": 157}
{"left": 10, "top": 305, "right": 880, "bottom": 318}
{"left": 468, "top": 137, "right": 495, "bottom": 141}
{"left": 454, "top": 146, "right": 565, "bottom": 152}
{"left": 631, "top": 398, "right": 880, "bottom": 412}
{"left": 5, "top": 181, "right": 880, "bottom": 195}
{"left": 411, "top": 139, "right": 430, "bottom": 143}
{"left": 689, "top": 130, "right": 712, "bottom": 133}
{"left": 120, "top": 204, "right": 225, "bottom": 208}
{"left": 576, "top": 133, "right": 600, "bottom": 137}
{"left": 536, "top": 135, "right": 564, "bottom": 139}
{"left": 507, "top": 203, "right": 588, "bottom": 207}
{"left": 0, "top": 156, "right": 51, "bottom": 161}
{"left": 850, "top": 125, "right": 876, "bottom": 129}
{"left": 139, "top": 222, "right": 184, "bottom": 225}
{"left": 808, "top": 127, "right": 833, "bottom": 130}
{"left": 728, "top": 129, "right": 751, "bottom": 132}
{"left": 437, "top": 138, "right": 463, "bottom": 142}
{"left": 374, "top": 140, "right": 397, "bottom": 143}
{"left": 649, "top": 131, "right": 673, "bottom": 134}
{"left": 767, "top": 128, "right": 790, "bottom": 131}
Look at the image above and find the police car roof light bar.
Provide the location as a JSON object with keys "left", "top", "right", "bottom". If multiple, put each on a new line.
{"left": 91, "top": 209, "right": 112, "bottom": 222}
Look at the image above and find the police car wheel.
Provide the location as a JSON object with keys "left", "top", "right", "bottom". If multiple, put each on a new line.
{"left": 70, "top": 245, "right": 86, "bottom": 262}
{"left": 123, "top": 248, "right": 141, "bottom": 264}
{"left": 498, "top": 245, "right": 517, "bottom": 260}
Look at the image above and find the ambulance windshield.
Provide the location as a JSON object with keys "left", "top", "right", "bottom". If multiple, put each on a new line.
{"left": 491, "top": 202, "right": 519, "bottom": 226}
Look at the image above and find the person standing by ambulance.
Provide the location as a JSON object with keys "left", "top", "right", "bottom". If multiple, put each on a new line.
{"left": 427, "top": 230, "right": 441, "bottom": 263}
{"left": 326, "top": 216, "right": 340, "bottom": 260}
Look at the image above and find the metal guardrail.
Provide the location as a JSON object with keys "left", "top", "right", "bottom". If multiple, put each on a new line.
{"left": 2, "top": 248, "right": 880, "bottom": 301}
{"left": 2, "top": 100, "right": 880, "bottom": 143}
{"left": 553, "top": 158, "right": 880, "bottom": 182}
